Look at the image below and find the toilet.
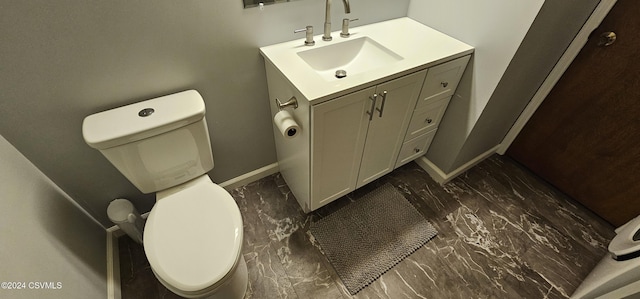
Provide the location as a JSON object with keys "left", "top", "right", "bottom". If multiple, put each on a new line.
{"left": 82, "top": 90, "right": 248, "bottom": 299}
{"left": 571, "top": 215, "right": 640, "bottom": 298}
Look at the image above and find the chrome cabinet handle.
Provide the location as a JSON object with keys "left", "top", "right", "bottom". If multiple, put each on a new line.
{"left": 367, "top": 94, "right": 378, "bottom": 121}
{"left": 376, "top": 90, "right": 387, "bottom": 117}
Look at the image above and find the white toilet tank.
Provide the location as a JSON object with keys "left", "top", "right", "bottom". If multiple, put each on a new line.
{"left": 82, "top": 90, "right": 214, "bottom": 193}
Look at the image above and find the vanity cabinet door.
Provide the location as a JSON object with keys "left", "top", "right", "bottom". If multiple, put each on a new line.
{"left": 310, "top": 87, "right": 375, "bottom": 210}
{"left": 356, "top": 70, "right": 427, "bottom": 188}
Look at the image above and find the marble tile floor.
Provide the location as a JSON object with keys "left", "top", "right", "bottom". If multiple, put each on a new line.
{"left": 118, "top": 155, "right": 615, "bottom": 299}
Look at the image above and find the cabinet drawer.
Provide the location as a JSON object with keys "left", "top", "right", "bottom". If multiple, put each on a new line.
{"left": 405, "top": 96, "right": 450, "bottom": 140}
{"left": 395, "top": 130, "right": 437, "bottom": 168}
{"left": 416, "top": 55, "right": 470, "bottom": 109}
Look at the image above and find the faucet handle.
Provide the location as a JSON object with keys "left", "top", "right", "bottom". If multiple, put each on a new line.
{"left": 340, "top": 18, "right": 359, "bottom": 38}
{"left": 294, "top": 26, "right": 315, "bottom": 46}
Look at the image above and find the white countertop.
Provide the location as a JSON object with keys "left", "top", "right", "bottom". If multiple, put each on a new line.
{"left": 260, "top": 17, "right": 474, "bottom": 103}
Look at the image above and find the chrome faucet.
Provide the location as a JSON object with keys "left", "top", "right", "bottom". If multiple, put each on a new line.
{"left": 294, "top": 26, "right": 315, "bottom": 46}
{"left": 323, "top": 0, "right": 351, "bottom": 41}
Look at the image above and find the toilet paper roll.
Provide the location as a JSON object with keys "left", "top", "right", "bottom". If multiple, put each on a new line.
{"left": 273, "top": 110, "right": 300, "bottom": 139}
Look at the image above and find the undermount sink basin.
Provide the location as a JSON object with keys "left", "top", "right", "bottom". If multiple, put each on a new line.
{"left": 297, "top": 37, "right": 403, "bottom": 80}
{"left": 259, "top": 18, "right": 475, "bottom": 101}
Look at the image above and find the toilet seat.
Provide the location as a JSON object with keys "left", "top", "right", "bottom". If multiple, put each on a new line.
{"left": 143, "top": 175, "right": 243, "bottom": 294}
{"left": 609, "top": 215, "right": 640, "bottom": 259}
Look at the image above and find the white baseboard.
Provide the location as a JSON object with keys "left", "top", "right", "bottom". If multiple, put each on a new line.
{"left": 416, "top": 145, "right": 500, "bottom": 184}
{"left": 106, "top": 227, "right": 122, "bottom": 299}
{"left": 219, "top": 162, "right": 279, "bottom": 191}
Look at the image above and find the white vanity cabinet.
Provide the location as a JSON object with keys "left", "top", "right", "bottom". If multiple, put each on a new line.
{"left": 395, "top": 55, "right": 470, "bottom": 168}
{"left": 311, "top": 70, "right": 427, "bottom": 209}
{"left": 264, "top": 56, "right": 469, "bottom": 212}
{"left": 260, "top": 18, "right": 474, "bottom": 212}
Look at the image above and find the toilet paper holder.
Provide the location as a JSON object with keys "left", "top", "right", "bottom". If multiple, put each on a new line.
{"left": 276, "top": 97, "right": 298, "bottom": 110}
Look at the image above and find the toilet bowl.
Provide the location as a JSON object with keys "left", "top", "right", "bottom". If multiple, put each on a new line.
{"left": 571, "top": 215, "right": 640, "bottom": 298}
{"left": 144, "top": 175, "right": 247, "bottom": 299}
{"left": 82, "top": 90, "right": 248, "bottom": 298}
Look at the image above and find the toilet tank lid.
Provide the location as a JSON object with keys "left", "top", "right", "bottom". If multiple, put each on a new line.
{"left": 82, "top": 90, "right": 205, "bottom": 150}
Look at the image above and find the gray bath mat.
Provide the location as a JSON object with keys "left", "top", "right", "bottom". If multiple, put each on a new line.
{"left": 309, "top": 183, "right": 437, "bottom": 295}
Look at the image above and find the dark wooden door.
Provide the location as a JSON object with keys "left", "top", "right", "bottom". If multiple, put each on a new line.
{"left": 507, "top": 0, "right": 640, "bottom": 227}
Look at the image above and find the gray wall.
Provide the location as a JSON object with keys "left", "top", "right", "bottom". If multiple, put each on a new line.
{"left": 0, "top": 0, "right": 409, "bottom": 226}
{"left": 447, "top": 0, "right": 601, "bottom": 172}
{"left": 0, "top": 134, "right": 106, "bottom": 299}
{"left": 410, "top": 0, "right": 601, "bottom": 173}
{"left": 407, "top": 0, "right": 545, "bottom": 173}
